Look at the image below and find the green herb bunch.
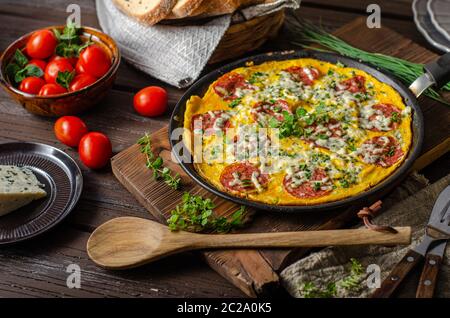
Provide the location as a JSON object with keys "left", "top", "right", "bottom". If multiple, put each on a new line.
{"left": 137, "top": 134, "right": 181, "bottom": 190}
{"left": 286, "top": 15, "right": 450, "bottom": 106}
{"left": 167, "top": 192, "right": 246, "bottom": 233}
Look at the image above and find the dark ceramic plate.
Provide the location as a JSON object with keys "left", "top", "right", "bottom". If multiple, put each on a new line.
{"left": 0, "top": 142, "right": 83, "bottom": 244}
{"left": 428, "top": 0, "right": 450, "bottom": 42}
{"left": 413, "top": 0, "right": 450, "bottom": 52}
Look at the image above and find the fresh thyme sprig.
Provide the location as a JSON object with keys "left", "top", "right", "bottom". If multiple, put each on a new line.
{"left": 167, "top": 192, "right": 246, "bottom": 233}
{"left": 137, "top": 134, "right": 181, "bottom": 190}
{"left": 286, "top": 15, "right": 450, "bottom": 106}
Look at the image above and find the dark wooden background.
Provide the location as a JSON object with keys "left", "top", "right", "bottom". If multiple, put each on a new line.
{"left": 0, "top": 0, "right": 448, "bottom": 298}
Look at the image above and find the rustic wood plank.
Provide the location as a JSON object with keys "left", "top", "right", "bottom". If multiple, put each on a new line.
{"left": 0, "top": 226, "right": 245, "bottom": 298}
{"left": 0, "top": 0, "right": 449, "bottom": 298}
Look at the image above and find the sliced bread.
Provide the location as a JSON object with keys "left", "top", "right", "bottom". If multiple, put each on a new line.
{"left": 113, "top": 0, "right": 178, "bottom": 25}
{"left": 170, "top": 0, "right": 205, "bottom": 18}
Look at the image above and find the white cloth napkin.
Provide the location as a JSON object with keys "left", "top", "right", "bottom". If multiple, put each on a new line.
{"left": 96, "top": 0, "right": 301, "bottom": 88}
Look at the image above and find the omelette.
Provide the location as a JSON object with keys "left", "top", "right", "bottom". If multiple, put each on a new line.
{"left": 184, "top": 58, "right": 413, "bottom": 206}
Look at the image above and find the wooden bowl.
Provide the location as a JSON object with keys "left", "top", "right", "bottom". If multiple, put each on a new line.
{"left": 209, "top": 10, "right": 285, "bottom": 64}
{"left": 0, "top": 26, "right": 120, "bottom": 117}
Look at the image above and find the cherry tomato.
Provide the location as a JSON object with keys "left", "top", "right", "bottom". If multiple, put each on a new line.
{"left": 77, "top": 45, "right": 111, "bottom": 78}
{"left": 44, "top": 58, "right": 74, "bottom": 84}
{"left": 19, "top": 77, "right": 46, "bottom": 95}
{"left": 54, "top": 116, "right": 89, "bottom": 147}
{"left": 78, "top": 132, "right": 112, "bottom": 169}
{"left": 69, "top": 74, "right": 97, "bottom": 92}
{"left": 49, "top": 55, "right": 78, "bottom": 67}
{"left": 27, "top": 59, "right": 47, "bottom": 73}
{"left": 38, "top": 83, "right": 67, "bottom": 96}
{"left": 133, "top": 86, "right": 168, "bottom": 117}
{"left": 75, "top": 60, "right": 86, "bottom": 74}
{"left": 26, "top": 29, "right": 57, "bottom": 59}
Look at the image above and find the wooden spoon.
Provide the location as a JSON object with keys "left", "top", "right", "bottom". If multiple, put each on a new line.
{"left": 87, "top": 217, "right": 411, "bottom": 270}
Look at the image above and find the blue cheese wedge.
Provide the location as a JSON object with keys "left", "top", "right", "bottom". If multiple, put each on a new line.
{"left": 0, "top": 165, "right": 47, "bottom": 217}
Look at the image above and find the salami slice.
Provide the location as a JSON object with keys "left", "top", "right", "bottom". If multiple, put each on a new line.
{"left": 285, "top": 66, "right": 320, "bottom": 85}
{"left": 283, "top": 168, "right": 333, "bottom": 198}
{"left": 251, "top": 99, "right": 292, "bottom": 125}
{"left": 337, "top": 75, "right": 366, "bottom": 93}
{"left": 362, "top": 103, "right": 402, "bottom": 131}
{"left": 192, "top": 110, "right": 232, "bottom": 136}
{"left": 358, "top": 136, "right": 404, "bottom": 167}
{"left": 220, "top": 162, "right": 268, "bottom": 193}
{"left": 214, "top": 73, "right": 249, "bottom": 100}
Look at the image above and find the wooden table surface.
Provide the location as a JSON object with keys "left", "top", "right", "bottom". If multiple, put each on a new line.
{"left": 0, "top": 0, "right": 449, "bottom": 298}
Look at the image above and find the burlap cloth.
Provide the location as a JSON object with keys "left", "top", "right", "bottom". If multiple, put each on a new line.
{"left": 281, "top": 173, "right": 450, "bottom": 298}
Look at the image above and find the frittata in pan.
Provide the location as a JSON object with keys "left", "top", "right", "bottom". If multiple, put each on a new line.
{"left": 184, "top": 58, "right": 412, "bottom": 205}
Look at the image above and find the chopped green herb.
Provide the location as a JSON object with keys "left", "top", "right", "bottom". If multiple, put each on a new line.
{"left": 248, "top": 71, "right": 265, "bottom": 84}
{"left": 387, "top": 146, "right": 395, "bottom": 157}
{"left": 228, "top": 98, "right": 242, "bottom": 108}
{"left": 391, "top": 112, "right": 399, "bottom": 123}
{"left": 296, "top": 107, "right": 307, "bottom": 117}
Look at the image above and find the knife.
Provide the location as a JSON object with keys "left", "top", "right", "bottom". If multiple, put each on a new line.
{"left": 371, "top": 185, "right": 450, "bottom": 298}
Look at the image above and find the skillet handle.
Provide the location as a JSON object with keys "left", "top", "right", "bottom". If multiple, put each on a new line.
{"left": 424, "top": 52, "right": 450, "bottom": 88}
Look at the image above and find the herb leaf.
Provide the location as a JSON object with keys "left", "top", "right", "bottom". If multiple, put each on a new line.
{"left": 56, "top": 70, "right": 76, "bottom": 89}
{"left": 6, "top": 49, "right": 32, "bottom": 83}
{"left": 137, "top": 134, "right": 181, "bottom": 190}
{"left": 14, "top": 49, "right": 29, "bottom": 68}
{"left": 54, "top": 22, "right": 92, "bottom": 58}
{"left": 14, "top": 64, "right": 44, "bottom": 83}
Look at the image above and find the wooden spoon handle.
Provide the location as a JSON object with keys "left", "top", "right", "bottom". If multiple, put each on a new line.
{"left": 196, "top": 227, "right": 411, "bottom": 249}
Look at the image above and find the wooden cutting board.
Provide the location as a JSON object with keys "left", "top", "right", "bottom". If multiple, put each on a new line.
{"left": 111, "top": 17, "right": 450, "bottom": 297}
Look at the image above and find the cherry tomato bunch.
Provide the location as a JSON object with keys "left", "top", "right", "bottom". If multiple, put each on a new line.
{"left": 7, "top": 23, "right": 111, "bottom": 96}
{"left": 54, "top": 116, "right": 112, "bottom": 169}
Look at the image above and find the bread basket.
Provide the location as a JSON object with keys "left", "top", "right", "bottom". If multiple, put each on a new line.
{"left": 209, "top": 9, "right": 285, "bottom": 64}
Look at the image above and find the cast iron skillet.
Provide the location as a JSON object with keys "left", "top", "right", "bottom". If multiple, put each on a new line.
{"left": 169, "top": 50, "right": 449, "bottom": 213}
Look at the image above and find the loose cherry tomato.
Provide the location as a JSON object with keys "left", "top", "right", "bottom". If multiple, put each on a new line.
{"left": 69, "top": 74, "right": 97, "bottom": 92}
{"left": 77, "top": 45, "right": 111, "bottom": 78}
{"left": 38, "top": 83, "right": 67, "bottom": 96}
{"left": 27, "top": 59, "right": 47, "bottom": 73}
{"left": 44, "top": 58, "right": 74, "bottom": 84}
{"left": 49, "top": 55, "right": 78, "bottom": 67}
{"left": 26, "top": 29, "right": 57, "bottom": 59}
{"left": 133, "top": 86, "right": 168, "bottom": 117}
{"left": 78, "top": 132, "right": 112, "bottom": 169}
{"left": 54, "top": 116, "right": 89, "bottom": 147}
